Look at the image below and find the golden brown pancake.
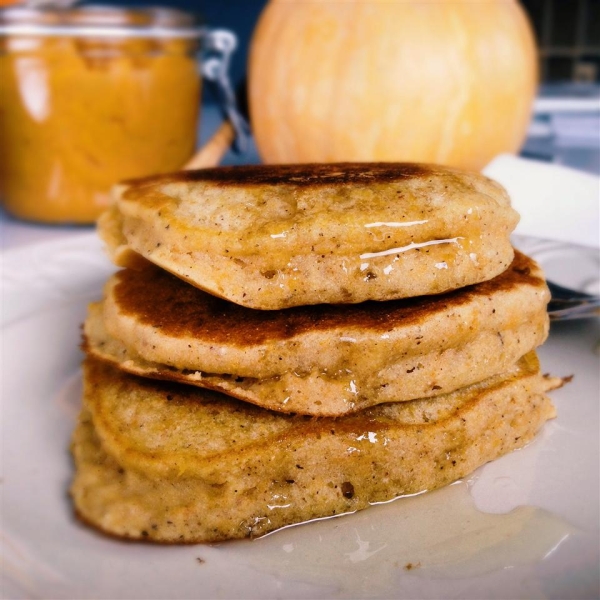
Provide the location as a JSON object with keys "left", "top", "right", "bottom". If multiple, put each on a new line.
{"left": 83, "top": 251, "right": 550, "bottom": 416}
{"left": 98, "top": 163, "right": 519, "bottom": 309}
{"left": 70, "top": 355, "right": 558, "bottom": 543}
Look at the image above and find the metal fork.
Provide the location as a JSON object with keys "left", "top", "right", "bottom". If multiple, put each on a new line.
{"left": 547, "top": 280, "right": 600, "bottom": 320}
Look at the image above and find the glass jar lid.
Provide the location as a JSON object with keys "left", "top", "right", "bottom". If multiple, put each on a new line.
{"left": 0, "top": 5, "right": 205, "bottom": 39}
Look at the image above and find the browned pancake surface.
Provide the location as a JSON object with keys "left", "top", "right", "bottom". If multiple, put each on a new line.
{"left": 123, "top": 162, "right": 438, "bottom": 188}
{"left": 111, "top": 250, "right": 543, "bottom": 346}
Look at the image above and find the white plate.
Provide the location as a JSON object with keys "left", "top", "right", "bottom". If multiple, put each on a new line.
{"left": 1, "top": 234, "right": 599, "bottom": 600}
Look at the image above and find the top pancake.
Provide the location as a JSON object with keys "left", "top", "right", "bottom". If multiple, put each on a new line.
{"left": 99, "top": 162, "right": 519, "bottom": 309}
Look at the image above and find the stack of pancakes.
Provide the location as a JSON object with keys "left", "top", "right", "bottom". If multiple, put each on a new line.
{"left": 71, "top": 163, "right": 559, "bottom": 543}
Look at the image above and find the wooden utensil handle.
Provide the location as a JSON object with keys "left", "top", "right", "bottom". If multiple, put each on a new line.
{"left": 184, "top": 120, "right": 236, "bottom": 170}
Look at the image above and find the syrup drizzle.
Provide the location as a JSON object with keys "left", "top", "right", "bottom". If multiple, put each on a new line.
{"left": 359, "top": 237, "right": 463, "bottom": 260}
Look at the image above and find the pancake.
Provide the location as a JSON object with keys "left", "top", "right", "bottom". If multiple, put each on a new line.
{"left": 83, "top": 251, "right": 550, "bottom": 416}
{"left": 70, "top": 354, "right": 558, "bottom": 543}
{"left": 98, "top": 162, "right": 519, "bottom": 309}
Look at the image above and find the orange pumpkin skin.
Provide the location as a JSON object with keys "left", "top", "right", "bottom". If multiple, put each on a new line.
{"left": 248, "top": 0, "right": 537, "bottom": 171}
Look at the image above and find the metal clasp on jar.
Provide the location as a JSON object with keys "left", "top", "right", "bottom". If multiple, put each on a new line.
{"left": 201, "top": 28, "right": 250, "bottom": 153}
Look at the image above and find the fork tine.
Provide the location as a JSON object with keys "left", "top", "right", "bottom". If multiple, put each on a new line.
{"left": 546, "top": 281, "right": 600, "bottom": 320}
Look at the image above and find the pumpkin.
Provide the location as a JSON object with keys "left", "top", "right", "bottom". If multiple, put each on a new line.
{"left": 248, "top": 0, "right": 537, "bottom": 170}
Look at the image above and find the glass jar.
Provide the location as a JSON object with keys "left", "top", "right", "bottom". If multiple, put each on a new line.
{"left": 0, "top": 6, "right": 204, "bottom": 223}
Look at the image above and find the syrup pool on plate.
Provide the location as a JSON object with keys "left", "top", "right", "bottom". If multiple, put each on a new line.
{"left": 218, "top": 479, "right": 576, "bottom": 598}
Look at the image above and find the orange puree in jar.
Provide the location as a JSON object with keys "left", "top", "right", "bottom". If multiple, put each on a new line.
{"left": 0, "top": 7, "right": 202, "bottom": 223}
